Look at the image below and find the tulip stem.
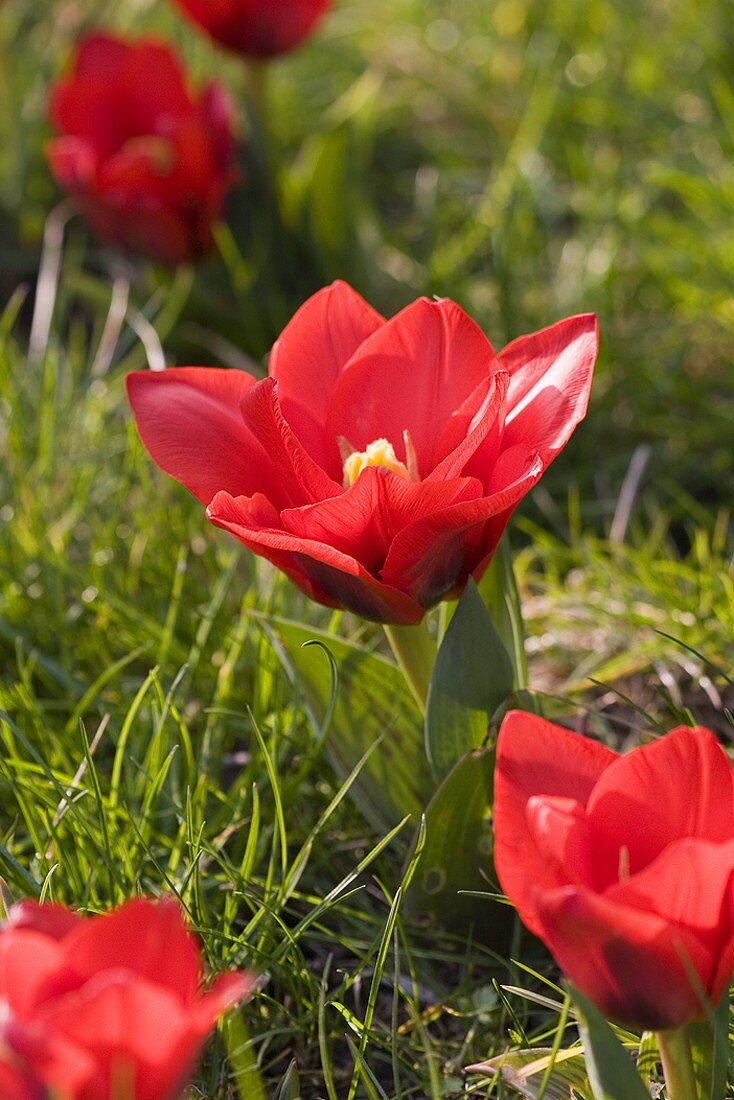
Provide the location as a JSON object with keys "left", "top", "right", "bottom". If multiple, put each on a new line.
{"left": 243, "top": 59, "right": 278, "bottom": 210}
{"left": 243, "top": 61, "right": 269, "bottom": 154}
{"left": 383, "top": 620, "right": 436, "bottom": 714}
{"left": 656, "top": 1028, "right": 698, "bottom": 1100}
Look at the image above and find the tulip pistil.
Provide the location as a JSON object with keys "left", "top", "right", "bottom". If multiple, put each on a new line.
{"left": 340, "top": 430, "right": 420, "bottom": 488}
{"left": 617, "top": 845, "right": 630, "bottom": 882}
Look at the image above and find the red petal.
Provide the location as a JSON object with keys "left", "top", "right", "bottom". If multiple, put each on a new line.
{"left": 0, "top": 931, "right": 72, "bottom": 1018}
{"left": 170, "top": 0, "right": 332, "bottom": 58}
{"left": 5, "top": 901, "right": 84, "bottom": 942}
{"left": 118, "top": 40, "right": 192, "bottom": 131}
{"left": 586, "top": 726, "right": 734, "bottom": 888}
{"left": 268, "top": 281, "right": 384, "bottom": 473}
{"left": 200, "top": 82, "right": 235, "bottom": 172}
{"left": 380, "top": 447, "right": 543, "bottom": 607}
{"left": 207, "top": 491, "right": 425, "bottom": 624}
{"left": 606, "top": 836, "right": 734, "bottom": 935}
{"left": 493, "top": 711, "right": 617, "bottom": 937}
{"left": 62, "top": 897, "right": 202, "bottom": 1004}
{"left": 72, "top": 33, "right": 130, "bottom": 78}
{"left": 500, "top": 314, "right": 598, "bottom": 462}
{"left": 96, "top": 140, "right": 176, "bottom": 202}
{"left": 427, "top": 370, "right": 508, "bottom": 483}
{"left": 281, "top": 466, "right": 481, "bottom": 574}
{"left": 239, "top": 378, "right": 342, "bottom": 504}
{"left": 49, "top": 73, "right": 123, "bottom": 160}
{"left": 711, "top": 895, "right": 734, "bottom": 1010}
{"left": 2, "top": 1021, "right": 96, "bottom": 1099}
{"left": 41, "top": 972, "right": 200, "bottom": 1100}
{"left": 46, "top": 137, "right": 97, "bottom": 192}
{"left": 0, "top": 1058, "right": 45, "bottom": 1100}
{"left": 125, "top": 367, "right": 291, "bottom": 507}
{"left": 526, "top": 795, "right": 595, "bottom": 888}
{"left": 326, "top": 298, "right": 495, "bottom": 478}
{"left": 536, "top": 885, "right": 712, "bottom": 1030}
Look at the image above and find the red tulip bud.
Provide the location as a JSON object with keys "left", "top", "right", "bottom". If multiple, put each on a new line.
{"left": 0, "top": 897, "right": 255, "bottom": 1098}
{"left": 47, "top": 34, "right": 236, "bottom": 266}
{"left": 169, "top": 0, "right": 333, "bottom": 59}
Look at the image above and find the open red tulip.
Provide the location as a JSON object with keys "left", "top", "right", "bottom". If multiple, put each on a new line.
{"left": 494, "top": 712, "right": 734, "bottom": 1031}
{"left": 127, "top": 281, "right": 598, "bottom": 624}
{"left": 168, "top": 0, "right": 333, "bottom": 59}
{"left": 0, "top": 896, "right": 254, "bottom": 1099}
{"left": 47, "top": 33, "right": 235, "bottom": 266}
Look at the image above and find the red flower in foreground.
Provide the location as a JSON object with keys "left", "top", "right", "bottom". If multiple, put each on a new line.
{"left": 494, "top": 713, "right": 734, "bottom": 1031}
{"left": 47, "top": 33, "right": 235, "bottom": 266}
{"left": 127, "top": 282, "right": 597, "bottom": 623}
{"left": 0, "top": 897, "right": 254, "bottom": 1099}
{"left": 169, "top": 0, "right": 333, "bottom": 59}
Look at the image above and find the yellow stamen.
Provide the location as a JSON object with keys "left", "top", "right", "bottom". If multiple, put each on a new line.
{"left": 342, "top": 437, "right": 410, "bottom": 488}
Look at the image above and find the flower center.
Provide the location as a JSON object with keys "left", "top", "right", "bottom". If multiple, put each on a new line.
{"left": 119, "top": 135, "right": 176, "bottom": 175}
{"left": 339, "top": 431, "right": 420, "bottom": 488}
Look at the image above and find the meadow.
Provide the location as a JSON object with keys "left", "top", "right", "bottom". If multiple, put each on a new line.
{"left": 0, "top": 0, "right": 732, "bottom": 1096}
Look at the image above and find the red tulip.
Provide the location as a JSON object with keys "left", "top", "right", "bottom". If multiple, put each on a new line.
{"left": 169, "top": 0, "right": 333, "bottom": 59}
{"left": 47, "top": 33, "right": 235, "bottom": 266}
{"left": 127, "top": 282, "right": 597, "bottom": 624}
{"left": 494, "top": 712, "right": 734, "bottom": 1031}
{"left": 0, "top": 896, "right": 254, "bottom": 1099}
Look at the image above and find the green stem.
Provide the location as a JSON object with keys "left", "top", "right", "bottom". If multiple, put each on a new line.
{"left": 383, "top": 620, "right": 436, "bottom": 714}
{"left": 242, "top": 58, "right": 277, "bottom": 212}
{"left": 656, "top": 1028, "right": 698, "bottom": 1100}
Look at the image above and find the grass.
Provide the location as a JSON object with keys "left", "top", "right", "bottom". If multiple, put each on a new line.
{"left": 0, "top": 0, "right": 733, "bottom": 1095}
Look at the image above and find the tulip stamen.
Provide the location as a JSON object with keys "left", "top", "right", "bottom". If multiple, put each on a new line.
{"left": 340, "top": 435, "right": 419, "bottom": 488}
{"left": 618, "top": 844, "right": 631, "bottom": 882}
{"left": 337, "top": 436, "right": 357, "bottom": 465}
{"left": 403, "top": 429, "right": 420, "bottom": 481}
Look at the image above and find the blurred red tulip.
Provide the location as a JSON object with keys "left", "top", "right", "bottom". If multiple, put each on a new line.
{"left": 169, "top": 0, "right": 333, "bottom": 59}
{"left": 127, "top": 282, "right": 597, "bottom": 623}
{"left": 0, "top": 896, "right": 254, "bottom": 1099}
{"left": 494, "top": 713, "right": 734, "bottom": 1031}
{"left": 47, "top": 33, "right": 236, "bottom": 266}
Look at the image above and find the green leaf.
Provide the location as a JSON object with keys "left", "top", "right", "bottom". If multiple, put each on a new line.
{"left": 569, "top": 986, "right": 649, "bottom": 1100}
{"left": 466, "top": 1047, "right": 591, "bottom": 1099}
{"left": 425, "top": 578, "right": 515, "bottom": 781}
{"left": 688, "top": 992, "right": 729, "bottom": 1100}
{"left": 273, "top": 1059, "right": 301, "bottom": 1100}
{"left": 255, "top": 613, "right": 433, "bottom": 833}
{"left": 225, "top": 1013, "right": 267, "bottom": 1100}
{"left": 478, "top": 536, "right": 528, "bottom": 689}
{"left": 404, "top": 746, "right": 514, "bottom": 945}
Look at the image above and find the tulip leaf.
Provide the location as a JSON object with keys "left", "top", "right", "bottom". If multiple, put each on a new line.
{"left": 477, "top": 535, "right": 528, "bottom": 690}
{"left": 688, "top": 992, "right": 729, "bottom": 1100}
{"left": 425, "top": 578, "right": 515, "bottom": 781}
{"left": 225, "top": 1014, "right": 267, "bottom": 1100}
{"left": 466, "top": 1046, "right": 591, "bottom": 1099}
{"left": 273, "top": 1059, "right": 300, "bottom": 1100}
{"left": 569, "top": 986, "right": 650, "bottom": 1100}
{"left": 404, "top": 746, "right": 515, "bottom": 946}
{"left": 255, "top": 613, "right": 433, "bottom": 833}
